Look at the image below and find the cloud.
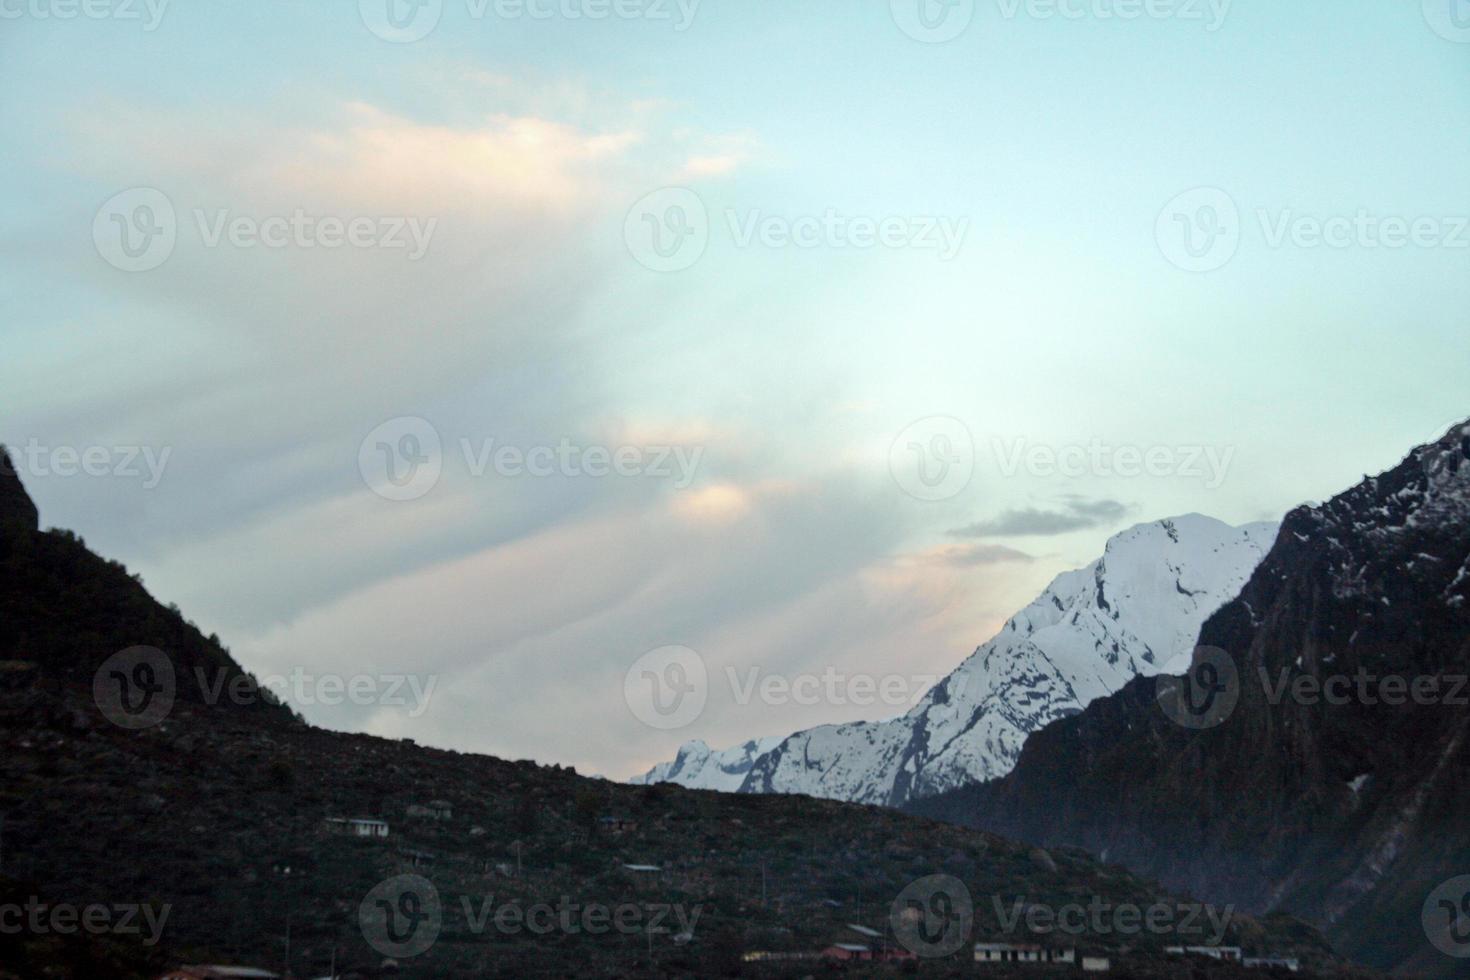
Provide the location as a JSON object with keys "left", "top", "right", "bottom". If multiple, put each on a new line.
{"left": 923, "top": 543, "right": 1037, "bottom": 567}
{"left": 8, "top": 72, "right": 1059, "bottom": 781}
{"left": 17, "top": 83, "right": 761, "bottom": 593}
{"left": 677, "top": 130, "right": 759, "bottom": 179}
{"left": 949, "top": 496, "right": 1132, "bottom": 538}
{"left": 233, "top": 472, "right": 1018, "bottom": 780}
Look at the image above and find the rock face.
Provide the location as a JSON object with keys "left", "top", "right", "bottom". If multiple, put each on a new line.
{"left": 636, "top": 515, "right": 1277, "bottom": 807}
{"left": 908, "top": 419, "right": 1470, "bottom": 978}
{"left": 0, "top": 447, "right": 39, "bottom": 536}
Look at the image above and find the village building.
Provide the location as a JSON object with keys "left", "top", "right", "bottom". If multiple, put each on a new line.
{"left": 822, "top": 943, "right": 873, "bottom": 961}
{"left": 406, "top": 799, "right": 453, "bottom": 820}
{"left": 1167, "top": 945, "right": 1244, "bottom": 962}
{"left": 741, "top": 951, "right": 821, "bottom": 962}
{"left": 1081, "top": 955, "right": 1111, "bottom": 972}
{"left": 597, "top": 815, "right": 637, "bottom": 834}
{"left": 622, "top": 863, "right": 663, "bottom": 890}
{"left": 1243, "top": 955, "right": 1301, "bottom": 971}
{"left": 400, "top": 848, "right": 435, "bottom": 869}
{"left": 974, "top": 942, "right": 1076, "bottom": 964}
{"left": 321, "top": 816, "right": 388, "bottom": 839}
{"left": 745, "top": 934, "right": 914, "bottom": 964}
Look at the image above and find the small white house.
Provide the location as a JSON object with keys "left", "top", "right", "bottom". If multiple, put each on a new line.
{"left": 1244, "top": 955, "right": 1300, "bottom": 971}
{"left": 1081, "top": 956, "right": 1110, "bottom": 972}
{"left": 975, "top": 943, "right": 1074, "bottom": 964}
{"left": 323, "top": 817, "right": 389, "bottom": 839}
{"left": 1167, "top": 945, "right": 1243, "bottom": 962}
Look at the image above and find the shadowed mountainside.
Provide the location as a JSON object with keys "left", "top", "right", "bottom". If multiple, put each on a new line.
{"left": 908, "top": 420, "right": 1470, "bottom": 977}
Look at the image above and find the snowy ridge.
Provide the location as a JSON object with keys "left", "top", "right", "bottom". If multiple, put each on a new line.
{"left": 628, "top": 736, "right": 783, "bottom": 792}
{"left": 633, "top": 515, "right": 1278, "bottom": 806}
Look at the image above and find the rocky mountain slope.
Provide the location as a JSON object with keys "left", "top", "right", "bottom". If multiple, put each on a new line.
{"left": 908, "top": 420, "right": 1470, "bottom": 977}
{"left": 639, "top": 516, "right": 1276, "bottom": 807}
{"left": 0, "top": 448, "right": 1350, "bottom": 978}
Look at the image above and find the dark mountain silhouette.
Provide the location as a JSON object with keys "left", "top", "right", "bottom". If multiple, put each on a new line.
{"left": 908, "top": 420, "right": 1470, "bottom": 977}
{"left": 0, "top": 448, "right": 1354, "bottom": 978}
{"left": 0, "top": 447, "right": 39, "bottom": 537}
{"left": 0, "top": 445, "right": 297, "bottom": 727}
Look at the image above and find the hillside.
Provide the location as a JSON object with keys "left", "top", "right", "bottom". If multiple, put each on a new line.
{"left": 0, "top": 448, "right": 1357, "bottom": 977}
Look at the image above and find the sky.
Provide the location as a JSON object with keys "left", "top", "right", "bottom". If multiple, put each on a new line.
{"left": 2, "top": 0, "right": 1468, "bottom": 779}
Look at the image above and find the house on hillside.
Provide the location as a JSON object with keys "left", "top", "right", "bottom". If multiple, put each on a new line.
{"left": 1243, "top": 955, "right": 1300, "bottom": 971}
{"left": 322, "top": 816, "right": 388, "bottom": 839}
{"left": 974, "top": 943, "right": 1076, "bottom": 964}
{"left": 598, "top": 815, "right": 637, "bottom": 835}
{"left": 742, "top": 951, "right": 821, "bottom": 962}
{"left": 400, "top": 848, "right": 436, "bottom": 869}
{"left": 622, "top": 863, "right": 664, "bottom": 891}
{"left": 1167, "top": 945, "right": 1243, "bottom": 962}
{"left": 747, "top": 935, "right": 914, "bottom": 964}
{"left": 406, "top": 799, "right": 453, "bottom": 820}
{"left": 822, "top": 943, "right": 873, "bottom": 961}
{"left": 1081, "top": 956, "right": 1111, "bottom": 972}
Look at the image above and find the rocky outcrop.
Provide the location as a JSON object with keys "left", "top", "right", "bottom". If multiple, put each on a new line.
{"left": 0, "top": 446, "right": 39, "bottom": 536}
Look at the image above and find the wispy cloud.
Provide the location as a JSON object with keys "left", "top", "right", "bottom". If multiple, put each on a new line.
{"left": 925, "top": 543, "right": 1037, "bottom": 566}
{"left": 949, "top": 496, "right": 1132, "bottom": 538}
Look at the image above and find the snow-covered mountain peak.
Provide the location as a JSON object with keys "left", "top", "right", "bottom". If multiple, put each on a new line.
{"left": 629, "top": 736, "right": 782, "bottom": 792}
{"left": 635, "top": 515, "right": 1279, "bottom": 806}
